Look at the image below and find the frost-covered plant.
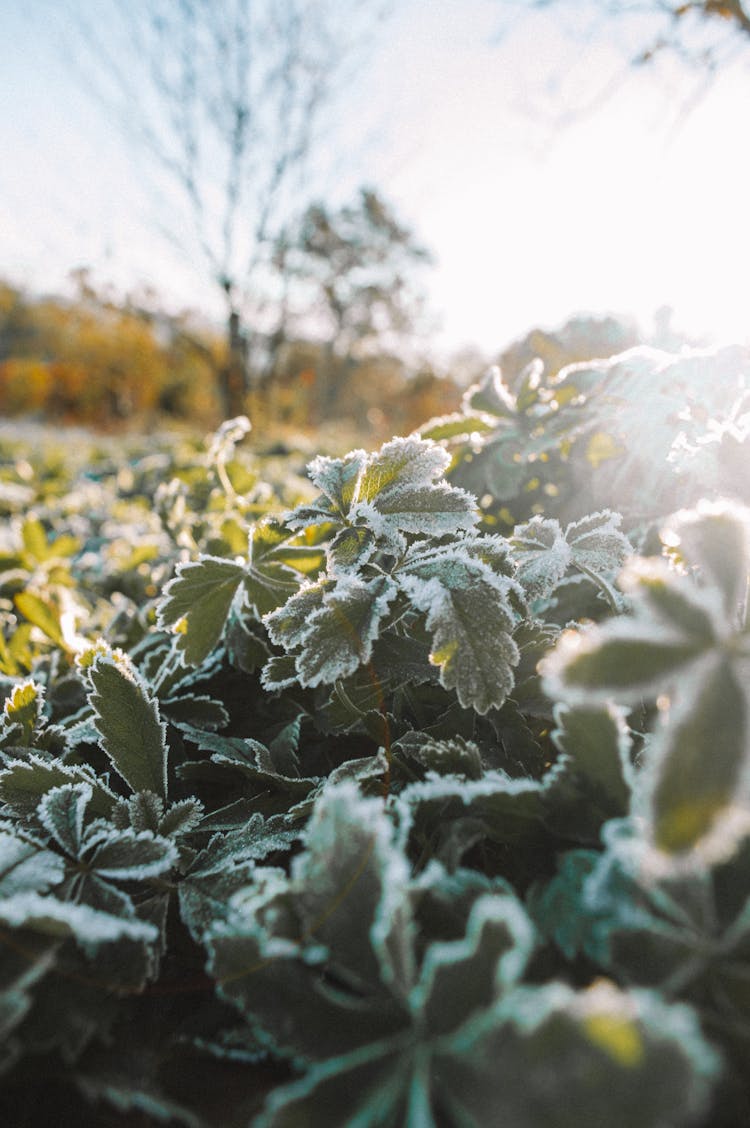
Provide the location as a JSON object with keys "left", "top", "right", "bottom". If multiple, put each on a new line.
{"left": 0, "top": 349, "right": 748, "bottom": 1125}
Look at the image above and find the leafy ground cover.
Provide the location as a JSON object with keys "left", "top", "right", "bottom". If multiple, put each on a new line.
{"left": 0, "top": 343, "right": 749, "bottom": 1126}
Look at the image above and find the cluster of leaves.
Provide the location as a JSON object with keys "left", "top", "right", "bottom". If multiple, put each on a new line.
{"left": 1, "top": 342, "right": 749, "bottom": 1126}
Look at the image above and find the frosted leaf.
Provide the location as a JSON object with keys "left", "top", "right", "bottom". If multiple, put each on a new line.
{"left": 511, "top": 516, "right": 571, "bottom": 599}
{"left": 566, "top": 510, "right": 632, "bottom": 577}
{"left": 286, "top": 436, "right": 477, "bottom": 548}
{"left": 87, "top": 651, "right": 168, "bottom": 799}
{"left": 205, "top": 415, "right": 251, "bottom": 467}
{"left": 37, "top": 783, "right": 91, "bottom": 856}
{"left": 161, "top": 693, "right": 229, "bottom": 732}
{"left": 325, "top": 525, "right": 376, "bottom": 574}
{"left": 399, "top": 547, "right": 520, "bottom": 713}
{"left": 83, "top": 828, "right": 178, "bottom": 880}
{"left": 294, "top": 575, "right": 398, "bottom": 688}
{"left": 647, "top": 657, "right": 748, "bottom": 854}
{"left": 462, "top": 366, "right": 517, "bottom": 419}
{"left": 541, "top": 554, "right": 734, "bottom": 708}
{"left": 411, "top": 894, "right": 535, "bottom": 1036}
{"left": 263, "top": 579, "right": 331, "bottom": 649}
{"left": 180, "top": 814, "right": 300, "bottom": 941}
{"left": 307, "top": 449, "right": 368, "bottom": 514}
{"left": 662, "top": 499, "right": 750, "bottom": 620}
{"left": 291, "top": 783, "right": 416, "bottom": 998}
{"left": 177, "top": 726, "right": 318, "bottom": 799}
{"left": 157, "top": 798, "right": 204, "bottom": 838}
{"left": 260, "top": 655, "right": 299, "bottom": 692}
{"left": 243, "top": 519, "right": 324, "bottom": 619}
{"left": 541, "top": 704, "right": 632, "bottom": 844}
{"left": 2, "top": 680, "right": 45, "bottom": 747}
{"left": 0, "top": 755, "right": 116, "bottom": 819}
{"left": 125, "top": 791, "right": 165, "bottom": 834}
{"left": 266, "top": 574, "right": 398, "bottom": 690}
{"left": 352, "top": 436, "right": 477, "bottom": 542}
{"left": 419, "top": 411, "right": 496, "bottom": 443}
{"left": 399, "top": 772, "right": 546, "bottom": 857}
{"left": 0, "top": 891, "right": 157, "bottom": 950}
{"left": 0, "top": 830, "right": 65, "bottom": 895}
{"left": 459, "top": 533, "right": 515, "bottom": 578}
{"left": 433, "top": 982, "right": 720, "bottom": 1128}
{"left": 541, "top": 620, "right": 711, "bottom": 707}
{"left": 156, "top": 555, "right": 246, "bottom": 665}
{"left": 358, "top": 436, "right": 450, "bottom": 501}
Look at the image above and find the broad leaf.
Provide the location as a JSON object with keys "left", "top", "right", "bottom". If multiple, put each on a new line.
{"left": 0, "top": 755, "right": 116, "bottom": 819}
{"left": 86, "top": 651, "right": 168, "bottom": 798}
{"left": 243, "top": 519, "right": 323, "bottom": 618}
{"left": 434, "top": 982, "right": 719, "bottom": 1128}
{"left": 266, "top": 575, "right": 398, "bottom": 689}
{"left": 542, "top": 704, "right": 633, "bottom": 843}
{"left": 399, "top": 545, "right": 520, "bottom": 713}
{"left": 649, "top": 658, "right": 749, "bottom": 854}
{"left": 511, "top": 516, "right": 571, "bottom": 599}
{"left": 157, "top": 555, "right": 246, "bottom": 665}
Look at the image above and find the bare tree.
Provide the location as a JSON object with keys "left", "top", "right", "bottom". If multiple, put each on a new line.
{"left": 519, "top": 1, "right": 750, "bottom": 70}
{"left": 63, "top": 0, "right": 384, "bottom": 417}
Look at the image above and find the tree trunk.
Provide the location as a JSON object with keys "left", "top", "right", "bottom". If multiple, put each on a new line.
{"left": 218, "top": 310, "right": 248, "bottom": 420}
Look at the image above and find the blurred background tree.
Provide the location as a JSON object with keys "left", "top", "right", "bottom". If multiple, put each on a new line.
{"left": 273, "top": 187, "right": 432, "bottom": 420}
{"left": 64, "top": 0, "right": 386, "bottom": 418}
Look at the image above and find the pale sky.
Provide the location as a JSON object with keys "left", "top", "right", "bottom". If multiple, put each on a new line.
{"left": 2, "top": 0, "right": 749, "bottom": 359}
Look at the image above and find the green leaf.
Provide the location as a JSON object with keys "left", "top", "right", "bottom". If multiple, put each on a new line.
{"left": 412, "top": 894, "right": 534, "bottom": 1037}
{"left": 2, "top": 680, "right": 45, "bottom": 746}
{"left": 266, "top": 575, "right": 398, "bottom": 689}
{"left": 84, "top": 828, "right": 177, "bottom": 880}
{"left": 463, "top": 366, "right": 517, "bottom": 419}
{"left": 511, "top": 516, "right": 571, "bottom": 599}
{"left": 435, "top": 982, "right": 720, "bottom": 1128}
{"left": 399, "top": 546, "right": 520, "bottom": 713}
{"left": 0, "top": 755, "right": 116, "bottom": 819}
{"left": 20, "top": 517, "right": 49, "bottom": 562}
{"left": 542, "top": 704, "right": 632, "bottom": 843}
{"left": 87, "top": 651, "right": 168, "bottom": 798}
{"left": 243, "top": 520, "right": 323, "bottom": 619}
{"left": 13, "top": 591, "right": 65, "bottom": 649}
{"left": 157, "top": 555, "right": 246, "bottom": 665}
{"left": 37, "top": 783, "right": 90, "bottom": 856}
{"left": 566, "top": 509, "right": 632, "bottom": 577}
{"left": 649, "top": 658, "right": 749, "bottom": 854}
